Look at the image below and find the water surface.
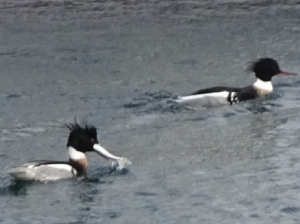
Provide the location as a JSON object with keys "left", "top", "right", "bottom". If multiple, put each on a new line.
{"left": 1, "top": 1, "right": 300, "bottom": 223}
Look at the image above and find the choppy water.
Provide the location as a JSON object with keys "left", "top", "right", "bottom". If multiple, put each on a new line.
{"left": 1, "top": 0, "right": 300, "bottom": 223}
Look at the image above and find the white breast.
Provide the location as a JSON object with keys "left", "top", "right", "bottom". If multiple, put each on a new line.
{"left": 68, "top": 146, "right": 87, "bottom": 160}
{"left": 253, "top": 78, "right": 273, "bottom": 95}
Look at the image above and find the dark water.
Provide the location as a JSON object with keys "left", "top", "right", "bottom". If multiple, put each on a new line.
{"left": 1, "top": 0, "right": 300, "bottom": 223}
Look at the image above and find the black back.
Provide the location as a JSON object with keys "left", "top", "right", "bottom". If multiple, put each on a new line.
{"left": 190, "top": 86, "right": 241, "bottom": 96}
{"left": 187, "top": 85, "right": 258, "bottom": 104}
{"left": 27, "top": 160, "right": 78, "bottom": 174}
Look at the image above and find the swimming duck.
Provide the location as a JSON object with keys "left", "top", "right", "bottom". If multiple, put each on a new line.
{"left": 7, "top": 122, "right": 131, "bottom": 182}
{"left": 175, "top": 58, "right": 296, "bottom": 107}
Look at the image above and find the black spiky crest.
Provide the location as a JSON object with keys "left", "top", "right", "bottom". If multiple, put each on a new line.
{"left": 247, "top": 58, "right": 281, "bottom": 81}
{"left": 65, "top": 118, "right": 99, "bottom": 152}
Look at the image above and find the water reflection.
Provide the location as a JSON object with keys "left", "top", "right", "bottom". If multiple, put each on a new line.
{"left": 0, "top": 179, "right": 33, "bottom": 196}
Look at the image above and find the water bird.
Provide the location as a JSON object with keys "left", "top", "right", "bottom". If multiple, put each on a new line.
{"left": 175, "top": 58, "right": 296, "bottom": 107}
{"left": 7, "top": 122, "right": 131, "bottom": 182}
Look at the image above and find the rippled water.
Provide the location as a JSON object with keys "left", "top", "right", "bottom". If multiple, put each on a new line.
{"left": 1, "top": 0, "right": 300, "bottom": 223}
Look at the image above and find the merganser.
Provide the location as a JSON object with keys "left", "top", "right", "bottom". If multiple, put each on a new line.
{"left": 175, "top": 58, "right": 296, "bottom": 107}
{"left": 7, "top": 122, "right": 131, "bottom": 182}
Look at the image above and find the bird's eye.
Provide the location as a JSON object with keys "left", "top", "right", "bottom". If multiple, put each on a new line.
{"left": 91, "top": 138, "right": 95, "bottom": 143}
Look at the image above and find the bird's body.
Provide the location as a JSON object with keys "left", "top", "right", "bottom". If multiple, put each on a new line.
{"left": 7, "top": 122, "right": 131, "bottom": 182}
{"left": 176, "top": 58, "right": 296, "bottom": 107}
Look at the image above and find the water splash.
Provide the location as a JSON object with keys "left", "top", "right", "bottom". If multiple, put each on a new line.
{"left": 123, "top": 91, "right": 186, "bottom": 113}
